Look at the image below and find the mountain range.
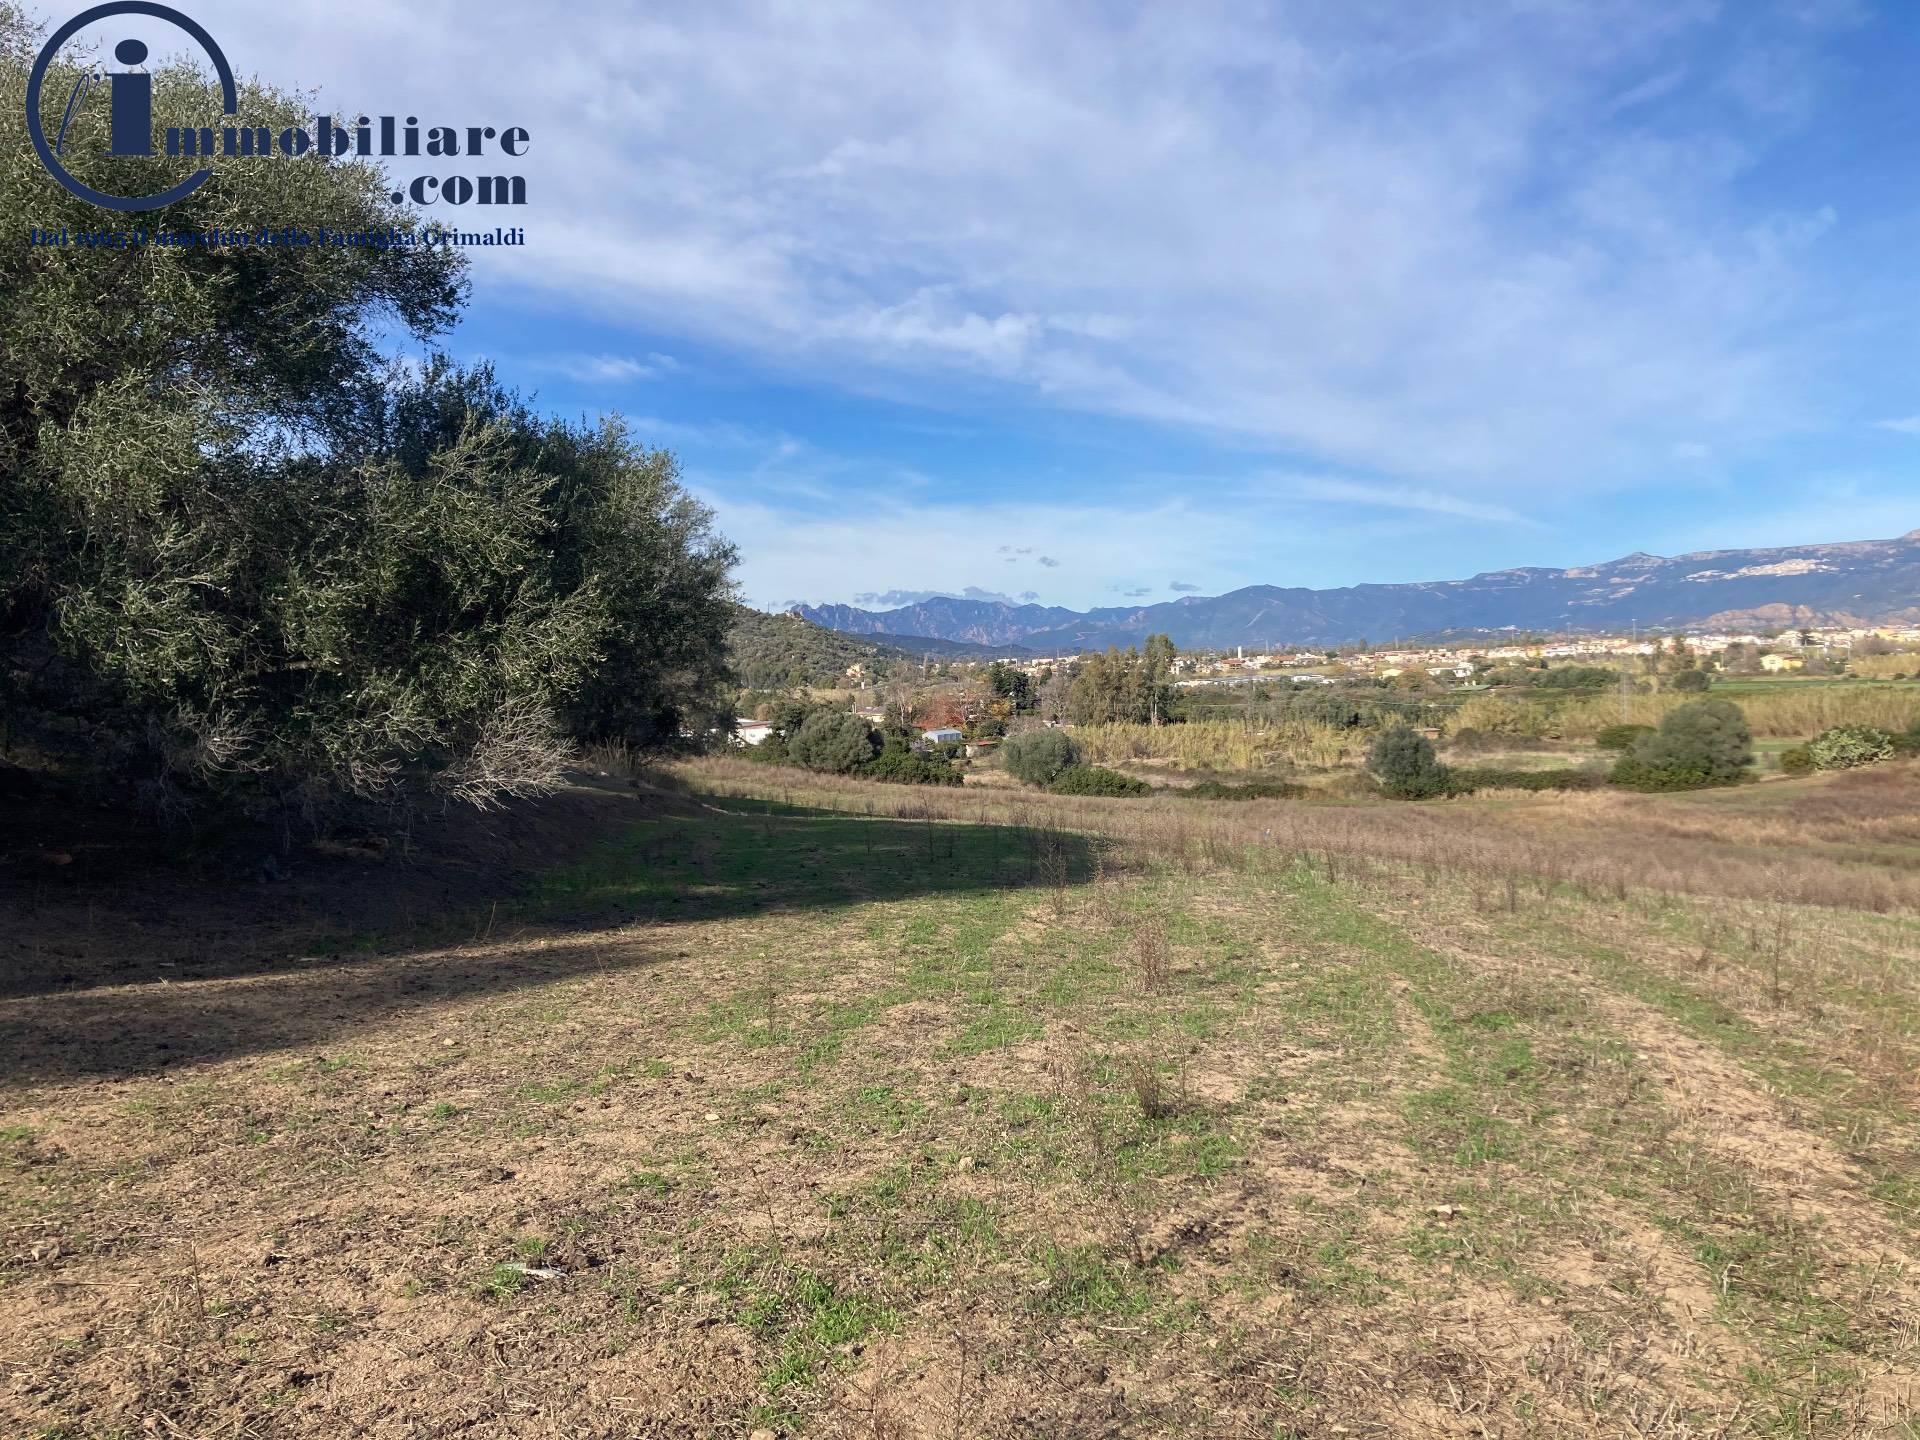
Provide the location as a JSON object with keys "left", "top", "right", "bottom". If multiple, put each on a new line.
{"left": 795, "top": 530, "right": 1920, "bottom": 652}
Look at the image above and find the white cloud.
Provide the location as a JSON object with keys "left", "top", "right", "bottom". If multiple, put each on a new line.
{"left": 1282, "top": 477, "right": 1541, "bottom": 527}
{"left": 541, "top": 352, "right": 678, "bottom": 383}
{"left": 701, "top": 490, "right": 1249, "bottom": 611}
{"left": 1875, "top": 416, "right": 1920, "bottom": 434}
{"left": 103, "top": 0, "right": 1853, "bottom": 498}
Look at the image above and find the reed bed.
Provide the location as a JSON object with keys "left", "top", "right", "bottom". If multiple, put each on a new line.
{"left": 1847, "top": 653, "right": 1920, "bottom": 679}
{"left": 1067, "top": 718, "right": 1362, "bottom": 771}
{"left": 1453, "top": 684, "right": 1920, "bottom": 740}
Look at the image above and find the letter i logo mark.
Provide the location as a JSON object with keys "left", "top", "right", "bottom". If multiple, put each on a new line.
{"left": 107, "top": 38, "right": 153, "bottom": 155}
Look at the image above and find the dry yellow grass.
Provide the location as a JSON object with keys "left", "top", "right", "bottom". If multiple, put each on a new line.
{"left": 5, "top": 764, "right": 1919, "bottom": 1436}
{"left": 679, "top": 754, "right": 1920, "bottom": 914}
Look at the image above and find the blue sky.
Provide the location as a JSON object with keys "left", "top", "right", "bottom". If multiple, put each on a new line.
{"left": 34, "top": 0, "right": 1920, "bottom": 610}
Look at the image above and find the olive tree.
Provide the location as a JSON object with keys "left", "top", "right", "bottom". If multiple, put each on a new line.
{"left": 1, "top": 11, "right": 736, "bottom": 814}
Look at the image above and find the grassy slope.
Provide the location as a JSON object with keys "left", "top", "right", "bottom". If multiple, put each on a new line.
{"left": 3, "top": 774, "right": 1918, "bottom": 1437}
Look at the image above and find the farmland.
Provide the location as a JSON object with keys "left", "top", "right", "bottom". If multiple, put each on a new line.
{"left": 4, "top": 759, "right": 1917, "bottom": 1436}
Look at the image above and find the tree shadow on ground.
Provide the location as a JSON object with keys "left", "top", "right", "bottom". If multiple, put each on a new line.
{"left": 1, "top": 791, "right": 1105, "bottom": 1083}
{"left": 532, "top": 793, "right": 1105, "bottom": 926}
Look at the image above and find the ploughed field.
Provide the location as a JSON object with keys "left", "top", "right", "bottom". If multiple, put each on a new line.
{"left": 3, "top": 760, "right": 1918, "bottom": 1437}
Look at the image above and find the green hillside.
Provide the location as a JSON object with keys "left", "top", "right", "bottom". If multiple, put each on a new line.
{"left": 727, "top": 608, "right": 1032, "bottom": 691}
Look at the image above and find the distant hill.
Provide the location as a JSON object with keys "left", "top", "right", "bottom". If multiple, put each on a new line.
{"left": 796, "top": 530, "right": 1920, "bottom": 651}
{"left": 800, "top": 597, "right": 1087, "bottom": 648}
{"left": 725, "top": 608, "right": 1030, "bottom": 690}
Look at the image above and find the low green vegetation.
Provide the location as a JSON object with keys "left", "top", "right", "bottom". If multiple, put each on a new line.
{"left": 1444, "top": 765, "right": 1606, "bottom": 793}
{"left": 1595, "top": 722, "right": 1656, "bottom": 752}
{"left": 1366, "top": 725, "right": 1451, "bottom": 798}
{"left": 1176, "top": 777, "right": 1308, "bottom": 800}
{"left": 1806, "top": 724, "right": 1895, "bottom": 771}
{"left": 789, "top": 710, "right": 880, "bottom": 774}
{"left": 1001, "top": 728, "right": 1079, "bottom": 786}
{"left": 1046, "top": 763, "right": 1151, "bottom": 797}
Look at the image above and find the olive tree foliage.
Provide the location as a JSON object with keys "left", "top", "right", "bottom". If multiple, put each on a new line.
{"left": 0, "top": 11, "right": 736, "bottom": 813}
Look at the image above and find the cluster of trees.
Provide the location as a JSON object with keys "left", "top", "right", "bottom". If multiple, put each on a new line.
{"left": 963, "top": 659, "right": 1048, "bottom": 738}
{"left": 1062, "top": 636, "right": 1178, "bottom": 726}
{"left": 1, "top": 19, "right": 735, "bottom": 815}
{"left": 983, "top": 661, "right": 1038, "bottom": 711}
{"left": 742, "top": 702, "right": 959, "bottom": 785}
{"left": 1485, "top": 664, "right": 1621, "bottom": 691}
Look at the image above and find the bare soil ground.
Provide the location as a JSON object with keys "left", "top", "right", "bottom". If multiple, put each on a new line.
{"left": 3, "top": 761, "right": 1917, "bottom": 1437}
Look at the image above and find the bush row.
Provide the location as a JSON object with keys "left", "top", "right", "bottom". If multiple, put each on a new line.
{"left": 1444, "top": 767, "right": 1607, "bottom": 794}
{"left": 1177, "top": 777, "right": 1308, "bottom": 801}
{"left": 1047, "top": 764, "right": 1152, "bottom": 797}
{"left": 1374, "top": 701, "right": 1758, "bottom": 798}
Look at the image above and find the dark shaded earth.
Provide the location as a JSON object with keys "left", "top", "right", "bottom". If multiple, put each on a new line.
{"left": 0, "top": 763, "right": 656, "bottom": 1000}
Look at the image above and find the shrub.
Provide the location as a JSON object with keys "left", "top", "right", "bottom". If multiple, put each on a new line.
{"left": 1445, "top": 767, "right": 1607, "bottom": 794}
{"left": 1002, "top": 728, "right": 1078, "bottom": 786}
{"left": 1609, "top": 699, "right": 1752, "bottom": 791}
{"left": 1595, "top": 723, "right": 1656, "bottom": 753}
{"left": 1179, "top": 777, "right": 1307, "bottom": 801}
{"left": 1806, "top": 725, "right": 1894, "bottom": 771}
{"left": 859, "top": 751, "right": 962, "bottom": 786}
{"left": 1367, "top": 726, "right": 1450, "bottom": 799}
{"left": 787, "top": 711, "right": 878, "bottom": 774}
{"left": 740, "top": 735, "right": 789, "bottom": 765}
{"left": 1047, "top": 764, "right": 1151, "bottom": 797}
{"left": 1669, "top": 670, "right": 1711, "bottom": 693}
{"left": 1777, "top": 745, "right": 1814, "bottom": 776}
{"left": 1445, "top": 727, "right": 1492, "bottom": 752}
